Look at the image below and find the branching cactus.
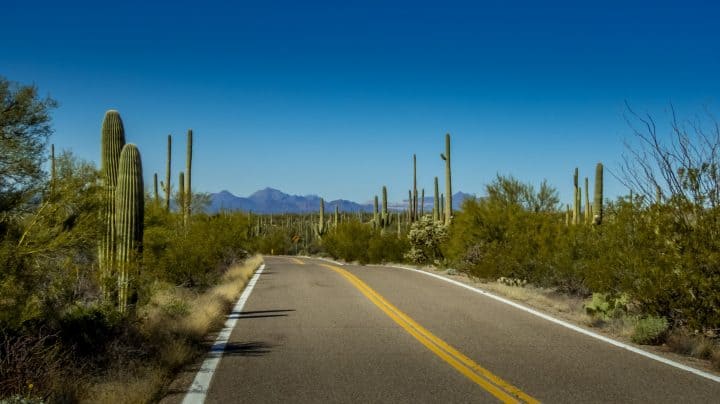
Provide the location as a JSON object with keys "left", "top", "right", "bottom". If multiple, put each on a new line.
{"left": 100, "top": 110, "right": 126, "bottom": 298}
{"left": 115, "top": 143, "right": 144, "bottom": 313}
{"left": 440, "top": 133, "right": 452, "bottom": 225}
{"left": 593, "top": 163, "right": 604, "bottom": 225}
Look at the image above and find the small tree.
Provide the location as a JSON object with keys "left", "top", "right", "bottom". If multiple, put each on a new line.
{"left": 0, "top": 76, "right": 57, "bottom": 218}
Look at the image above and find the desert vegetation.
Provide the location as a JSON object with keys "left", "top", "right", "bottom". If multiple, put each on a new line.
{"left": 249, "top": 106, "right": 720, "bottom": 369}
{"left": 0, "top": 76, "right": 262, "bottom": 402}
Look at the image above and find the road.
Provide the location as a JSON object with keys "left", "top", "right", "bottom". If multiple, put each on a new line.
{"left": 186, "top": 256, "right": 720, "bottom": 403}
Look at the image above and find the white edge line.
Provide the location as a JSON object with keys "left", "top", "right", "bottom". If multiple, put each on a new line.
{"left": 387, "top": 264, "right": 720, "bottom": 384}
{"left": 300, "top": 255, "right": 345, "bottom": 266}
{"left": 182, "top": 263, "right": 266, "bottom": 404}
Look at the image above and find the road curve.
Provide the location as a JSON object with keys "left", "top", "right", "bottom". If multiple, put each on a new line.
{"left": 190, "top": 256, "right": 720, "bottom": 403}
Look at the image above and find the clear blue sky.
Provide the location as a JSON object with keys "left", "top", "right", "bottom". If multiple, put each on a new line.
{"left": 2, "top": 0, "right": 719, "bottom": 204}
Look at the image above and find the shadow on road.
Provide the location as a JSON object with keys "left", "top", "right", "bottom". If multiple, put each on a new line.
{"left": 222, "top": 341, "right": 275, "bottom": 357}
{"left": 227, "top": 309, "right": 296, "bottom": 320}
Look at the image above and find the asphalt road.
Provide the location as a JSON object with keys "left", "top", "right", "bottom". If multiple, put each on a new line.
{"left": 194, "top": 256, "right": 720, "bottom": 403}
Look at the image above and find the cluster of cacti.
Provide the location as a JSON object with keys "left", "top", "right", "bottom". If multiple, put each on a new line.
{"left": 568, "top": 163, "right": 603, "bottom": 226}
{"left": 99, "top": 110, "right": 144, "bottom": 312}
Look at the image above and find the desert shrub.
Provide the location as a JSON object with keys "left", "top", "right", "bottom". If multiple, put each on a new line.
{"left": 143, "top": 207, "right": 251, "bottom": 290}
{"left": 322, "top": 220, "right": 374, "bottom": 264}
{"left": 631, "top": 315, "right": 669, "bottom": 345}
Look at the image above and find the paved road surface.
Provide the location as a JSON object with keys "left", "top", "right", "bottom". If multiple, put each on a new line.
{"left": 194, "top": 256, "right": 720, "bottom": 403}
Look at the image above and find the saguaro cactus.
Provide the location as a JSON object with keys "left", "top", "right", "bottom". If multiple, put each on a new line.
{"left": 584, "top": 177, "right": 591, "bottom": 224}
{"left": 373, "top": 195, "right": 379, "bottom": 228}
{"left": 334, "top": 204, "right": 339, "bottom": 228}
{"left": 593, "top": 163, "right": 604, "bottom": 225}
{"left": 153, "top": 173, "right": 159, "bottom": 206}
{"left": 178, "top": 172, "right": 185, "bottom": 213}
{"left": 420, "top": 188, "right": 425, "bottom": 217}
{"left": 441, "top": 133, "right": 452, "bottom": 225}
{"left": 381, "top": 186, "right": 390, "bottom": 228}
{"left": 185, "top": 129, "right": 193, "bottom": 224}
{"left": 100, "top": 110, "right": 126, "bottom": 297}
{"left": 573, "top": 168, "right": 580, "bottom": 225}
{"left": 315, "top": 198, "right": 327, "bottom": 238}
{"left": 115, "top": 144, "right": 144, "bottom": 313}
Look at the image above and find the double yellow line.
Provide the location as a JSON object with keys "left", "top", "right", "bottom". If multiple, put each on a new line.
{"left": 321, "top": 264, "right": 539, "bottom": 404}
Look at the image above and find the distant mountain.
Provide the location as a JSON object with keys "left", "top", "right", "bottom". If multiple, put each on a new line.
{"left": 207, "top": 188, "right": 475, "bottom": 214}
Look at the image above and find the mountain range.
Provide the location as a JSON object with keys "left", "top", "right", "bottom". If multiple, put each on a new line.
{"left": 207, "top": 187, "right": 474, "bottom": 214}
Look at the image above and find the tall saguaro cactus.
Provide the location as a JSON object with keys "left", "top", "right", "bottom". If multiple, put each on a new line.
{"left": 185, "top": 129, "right": 193, "bottom": 224}
{"left": 163, "top": 135, "right": 172, "bottom": 211}
{"left": 315, "top": 198, "right": 327, "bottom": 238}
{"left": 381, "top": 185, "right": 390, "bottom": 228}
{"left": 573, "top": 168, "right": 580, "bottom": 225}
{"left": 584, "top": 177, "right": 591, "bottom": 224}
{"left": 441, "top": 133, "right": 452, "bottom": 225}
{"left": 593, "top": 163, "right": 604, "bottom": 225}
{"left": 153, "top": 173, "right": 159, "bottom": 206}
{"left": 115, "top": 144, "right": 144, "bottom": 313}
{"left": 100, "top": 110, "right": 126, "bottom": 298}
{"left": 373, "top": 195, "right": 379, "bottom": 228}
{"left": 178, "top": 172, "right": 185, "bottom": 213}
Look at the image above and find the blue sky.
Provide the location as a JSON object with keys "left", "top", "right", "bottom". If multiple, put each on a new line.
{"left": 2, "top": 0, "right": 719, "bottom": 204}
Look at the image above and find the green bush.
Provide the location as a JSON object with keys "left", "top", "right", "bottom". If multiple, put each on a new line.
{"left": 631, "top": 316, "right": 669, "bottom": 345}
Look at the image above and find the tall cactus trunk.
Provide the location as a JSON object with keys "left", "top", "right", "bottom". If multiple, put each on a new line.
{"left": 584, "top": 177, "right": 591, "bottom": 224}
{"left": 373, "top": 195, "right": 379, "bottom": 228}
{"left": 381, "top": 185, "right": 389, "bottom": 228}
{"left": 100, "top": 110, "right": 126, "bottom": 301}
{"left": 407, "top": 190, "right": 412, "bottom": 222}
{"left": 440, "top": 193, "right": 445, "bottom": 223}
{"left": 573, "top": 167, "right": 579, "bottom": 225}
{"left": 433, "top": 176, "right": 440, "bottom": 222}
{"left": 116, "top": 144, "right": 144, "bottom": 313}
{"left": 441, "top": 133, "right": 452, "bottom": 225}
{"left": 185, "top": 129, "right": 193, "bottom": 225}
{"left": 178, "top": 172, "right": 185, "bottom": 215}
{"left": 164, "top": 135, "right": 172, "bottom": 211}
{"left": 153, "top": 173, "right": 159, "bottom": 206}
{"left": 334, "top": 204, "right": 339, "bottom": 228}
{"left": 420, "top": 188, "right": 425, "bottom": 217}
{"left": 593, "top": 163, "right": 604, "bottom": 225}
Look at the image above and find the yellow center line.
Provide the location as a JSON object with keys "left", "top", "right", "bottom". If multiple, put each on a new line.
{"left": 290, "top": 257, "right": 305, "bottom": 265}
{"left": 321, "top": 264, "right": 539, "bottom": 404}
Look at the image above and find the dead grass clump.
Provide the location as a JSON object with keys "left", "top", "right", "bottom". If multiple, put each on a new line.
{"left": 666, "top": 330, "right": 717, "bottom": 360}
{"left": 85, "top": 366, "right": 167, "bottom": 404}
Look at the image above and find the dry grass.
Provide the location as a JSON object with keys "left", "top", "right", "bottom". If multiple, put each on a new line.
{"left": 83, "top": 255, "right": 263, "bottom": 404}
{"left": 87, "top": 366, "right": 167, "bottom": 404}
